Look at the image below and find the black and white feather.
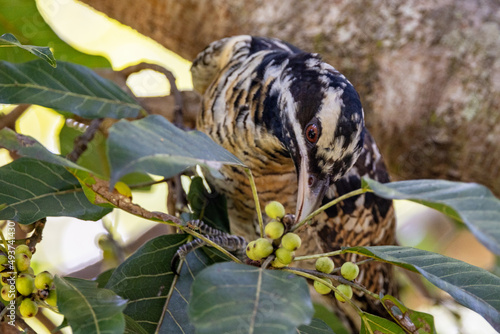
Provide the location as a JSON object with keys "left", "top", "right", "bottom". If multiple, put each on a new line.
{"left": 191, "top": 35, "right": 397, "bottom": 331}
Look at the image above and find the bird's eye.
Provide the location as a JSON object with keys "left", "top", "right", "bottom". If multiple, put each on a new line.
{"left": 305, "top": 124, "right": 319, "bottom": 143}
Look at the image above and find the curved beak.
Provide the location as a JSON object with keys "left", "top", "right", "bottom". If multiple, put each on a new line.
{"left": 295, "top": 158, "right": 330, "bottom": 224}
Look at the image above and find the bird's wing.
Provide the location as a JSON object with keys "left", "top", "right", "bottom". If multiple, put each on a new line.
{"left": 191, "top": 35, "right": 303, "bottom": 94}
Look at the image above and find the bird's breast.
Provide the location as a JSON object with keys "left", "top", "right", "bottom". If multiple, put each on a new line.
{"left": 205, "top": 133, "right": 298, "bottom": 240}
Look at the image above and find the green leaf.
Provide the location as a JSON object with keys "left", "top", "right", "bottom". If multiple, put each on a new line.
{"left": 107, "top": 115, "right": 245, "bottom": 187}
{"left": 187, "top": 176, "right": 230, "bottom": 233}
{"left": 0, "top": 60, "right": 142, "bottom": 119}
{"left": 124, "top": 314, "right": 149, "bottom": 334}
{"left": 0, "top": 158, "right": 111, "bottom": 224}
{"left": 298, "top": 318, "right": 335, "bottom": 334}
{"left": 360, "top": 312, "right": 405, "bottom": 334}
{"left": 157, "top": 245, "right": 220, "bottom": 333}
{"left": 345, "top": 245, "right": 500, "bottom": 331}
{"left": 0, "top": 130, "right": 112, "bottom": 210}
{"left": 105, "top": 234, "right": 216, "bottom": 334}
{"left": 189, "top": 262, "right": 314, "bottom": 334}
{"left": 59, "top": 124, "right": 154, "bottom": 188}
{"left": 0, "top": 33, "right": 56, "bottom": 67}
{"left": 313, "top": 304, "right": 349, "bottom": 334}
{"left": 95, "top": 268, "right": 115, "bottom": 289}
{"left": 0, "top": 128, "right": 83, "bottom": 170}
{"left": 59, "top": 123, "right": 110, "bottom": 177}
{"left": 54, "top": 276, "right": 127, "bottom": 334}
{"left": 381, "top": 295, "right": 436, "bottom": 334}
{"left": 0, "top": 0, "right": 110, "bottom": 67}
{"left": 362, "top": 178, "right": 500, "bottom": 255}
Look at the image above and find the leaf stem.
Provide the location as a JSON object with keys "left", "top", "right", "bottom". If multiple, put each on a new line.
{"left": 283, "top": 268, "right": 364, "bottom": 315}
{"left": 244, "top": 168, "right": 264, "bottom": 238}
{"left": 291, "top": 187, "right": 371, "bottom": 231}
{"left": 285, "top": 266, "right": 380, "bottom": 300}
{"left": 293, "top": 249, "right": 345, "bottom": 261}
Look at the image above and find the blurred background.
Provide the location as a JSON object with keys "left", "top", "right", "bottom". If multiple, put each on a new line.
{"left": 0, "top": 0, "right": 498, "bottom": 333}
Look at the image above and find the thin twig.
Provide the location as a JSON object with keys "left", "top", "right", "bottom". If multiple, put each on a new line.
{"left": 291, "top": 187, "right": 371, "bottom": 231}
{"left": 167, "top": 175, "right": 188, "bottom": 217}
{"left": 86, "top": 176, "right": 242, "bottom": 264}
{"left": 293, "top": 249, "right": 345, "bottom": 261}
{"left": 285, "top": 265, "right": 380, "bottom": 300}
{"left": 66, "top": 118, "right": 104, "bottom": 162}
{"left": 244, "top": 168, "right": 264, "bottom": 238}
{"left": 261, "top": 255, "right": 274, "bottom": 270}
{"left": 0, "top": 104, "right": 30, "bottom": 130}
{"left": 25, "top": 218, "right": 46, "bottom": 251}
{"left": 119, "top": 63, "right": 184, "bottom": 125}
{"left": 163, "top": 69, "right": 184, "bottom": 128}
{"left": 283, "top": 268, "right": 364, "bottom": 315}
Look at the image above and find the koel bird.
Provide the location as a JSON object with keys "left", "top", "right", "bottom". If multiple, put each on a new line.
{"left": 191, "top": 35, "right": 397, "bottom": 331}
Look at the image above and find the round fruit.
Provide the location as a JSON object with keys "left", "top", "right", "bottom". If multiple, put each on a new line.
{"left": 246, "top": 241, "right": 259, "bottom": 261}
{"left": 264, "top": 221, "right": 285, "bottom": 239}
{"left": 19, "top": 298, "right": 38, "bottom": 318}
{"left": 265, "top": 201, "right": 286, "bottom": 219}
{"left": 313, "top": 278, "right": 332, "bottom": 295}
{"left": 45, "top": 289, "right": 57, "bottom": 307}
{"left": 35, "top": 271, "right": 54, "bottom": 290}
{"left": 1, "top": 284, "right": 15, "bottom": 301}
{"left": 315, "top": 257, "right": 335, "bottom": 274}
{"left": 253, "top": 238, "right": 274, "bottom": 259}
{"left": 0, "top": 254, "right": 8, "bottom": 266}
{"left": 281, "top": 233, "right": 301, "bottom": 251}
{"left": 275, "top": 247, "right": 294, "bottom": 265}
{"left": 20, "top": 267, "right": 35, "bottom": 276}
{"left": 15, "top": 245, "right": 32, "bottom": 259}
{"left": 1, "top": 272, "right": 14, "bottom": 286}
{"left": 335, "top": 284, "right": 353, "bottom": 303}
{"left": 341, "top": 262, "right": 360, "bottom": 281}
{"left": 271, "top": 258, "right": 287, "bottom": 268}
{"left": 15, "top": 253, "right": 31, "bottom": 272}
{"left": 16, "top": 273, "right": 35, "bottom": 296}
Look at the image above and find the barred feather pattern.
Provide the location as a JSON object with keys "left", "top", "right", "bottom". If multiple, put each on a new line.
{"left": 171, "top": 233, "right": 247, "bottom": 273}
{"left": 305, "top": 133, "right": 397, "bottom": 328}
{"left": 192, "top": 35, "right": 396, "bottom": 331}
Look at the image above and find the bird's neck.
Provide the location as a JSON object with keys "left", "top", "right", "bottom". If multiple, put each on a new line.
{"left": 206, "top": 133, "right": 298, "bottom": 240}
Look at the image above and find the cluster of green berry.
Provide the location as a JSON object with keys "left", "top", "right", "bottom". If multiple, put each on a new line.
{"left": 245, "top": 201, "right": 361, "bottom": 304}
{"left": 0, "top": 245, "right": 57, "bottom": 318}
{"left": 246, "top": 201, "right": 302, "bottom": 267}
{"left": 314, "top": 257, "right": 360, "bottom": 303}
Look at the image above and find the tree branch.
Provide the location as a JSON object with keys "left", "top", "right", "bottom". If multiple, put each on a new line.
{"left": 66, "top": 118, "right": 104, "bottom": 163}
{"left": 0, "top": 104, "right": 30, "bottom": 130}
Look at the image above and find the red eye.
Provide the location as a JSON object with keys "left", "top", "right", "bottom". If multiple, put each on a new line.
{"left": 306, "top": 124, "right": 319, "bottom": 143}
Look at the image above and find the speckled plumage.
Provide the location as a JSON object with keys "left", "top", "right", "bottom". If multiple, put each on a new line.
{"left": 191, "top": 35, "right": 397, "bottom": 331}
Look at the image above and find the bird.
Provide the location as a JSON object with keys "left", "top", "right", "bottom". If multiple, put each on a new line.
{"left": 190, "top": 35, "right": 397, "bottom": 331}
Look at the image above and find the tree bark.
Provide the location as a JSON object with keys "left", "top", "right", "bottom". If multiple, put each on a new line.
{"left": 81, "top": 0, "right": 500, "bottom": 196}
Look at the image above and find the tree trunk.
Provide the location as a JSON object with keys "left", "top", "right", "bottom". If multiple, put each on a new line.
{"left": 80, "top": 0, "right": 500, "bottom": 196}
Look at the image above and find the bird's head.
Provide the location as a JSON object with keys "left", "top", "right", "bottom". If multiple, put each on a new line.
{"left": 278, "top": 54, "right": 365, "bottom": 223}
